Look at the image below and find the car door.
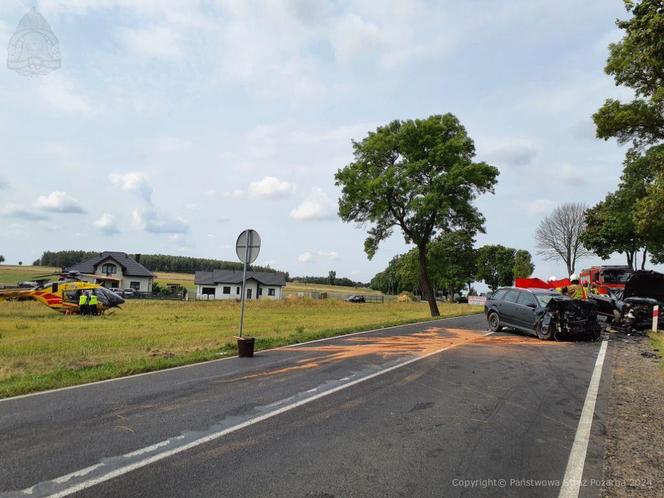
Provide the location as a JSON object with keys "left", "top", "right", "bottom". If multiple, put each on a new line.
{"left": 499, "top": 289, "right": 521, "bottom": 327}
{"left": 515, "top": 291, "right": 539, "bottom": 331}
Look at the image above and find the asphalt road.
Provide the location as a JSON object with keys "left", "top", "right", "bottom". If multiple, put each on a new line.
{"left": 0, "top": 314, "right": 611, "bottom": 498}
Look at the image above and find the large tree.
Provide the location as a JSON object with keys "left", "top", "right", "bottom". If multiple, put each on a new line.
{"left": 535, "top": 203, "right": 591, "bottom": 275}
{"left": 581, "top": 148, "right": 661, "bottom": 268}
{"left": 336, "top": 114, "right": 499, "bottom": 316}
{"left": 591, "top": 1, "right": 664, "bottom": 264}
{"left": 594, "top": 0, "right": 664, "bottom": 149}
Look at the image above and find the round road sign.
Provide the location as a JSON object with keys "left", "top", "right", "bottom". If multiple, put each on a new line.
{"left": 236, "top": 229, "right": 261, "bottom": 264}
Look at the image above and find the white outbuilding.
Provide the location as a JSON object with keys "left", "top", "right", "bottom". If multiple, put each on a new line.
{"left": 195, "top": 270, "right": 286, "bottom": 300}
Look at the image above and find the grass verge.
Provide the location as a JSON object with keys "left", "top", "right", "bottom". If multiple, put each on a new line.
{"left": 649, "top": 331, "right": 664, "bottom": 372}
{"left": 0, "top": 299, "right": 481, "bottom": 398}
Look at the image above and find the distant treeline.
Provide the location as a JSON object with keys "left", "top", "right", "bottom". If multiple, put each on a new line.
{"left": 34, "top": 251, "right": 284, "bottom": 275}
{"left": 290, "top": 275, "right": 368, "bottom": 287}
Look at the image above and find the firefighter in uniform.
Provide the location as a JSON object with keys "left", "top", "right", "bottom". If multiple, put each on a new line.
{"left": 567, "top": 274, "right": 587, "bottom": 300}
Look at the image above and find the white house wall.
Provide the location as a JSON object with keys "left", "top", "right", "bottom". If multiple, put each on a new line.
{"left": 196, "top": 281, "right": 283, "bottom": 300}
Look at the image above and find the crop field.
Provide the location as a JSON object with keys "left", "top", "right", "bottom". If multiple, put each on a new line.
{"left": 0, "top": 265, "right": 59, "bottom": 286}
{"left": 0, "top": 297, "right": 482, "bottom": 398}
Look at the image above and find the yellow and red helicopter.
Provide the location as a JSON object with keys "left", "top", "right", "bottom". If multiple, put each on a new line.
{"left": 0, "top": 271, "right": 124, "bottom": 314}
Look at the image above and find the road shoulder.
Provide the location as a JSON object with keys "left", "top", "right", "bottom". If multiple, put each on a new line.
{"left": 602, "top": 332, "right": 664, "bottom": 497}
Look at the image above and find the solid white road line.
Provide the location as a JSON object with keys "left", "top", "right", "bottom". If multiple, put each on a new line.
{"left": 0, "top": 313, "right": 482, "bottom": 404}
{"left": 22, "top": 332, "right": 493, "bottom": 498}
{"left": 558, "top": 340, "right": 608, "bottom": 498}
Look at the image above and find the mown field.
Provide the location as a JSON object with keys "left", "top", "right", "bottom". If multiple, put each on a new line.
{"left": 0, "top": 298, "right": 482, "bottom": 398}
{"left": 1, "top": 266, "right": 381, "bottom": 297}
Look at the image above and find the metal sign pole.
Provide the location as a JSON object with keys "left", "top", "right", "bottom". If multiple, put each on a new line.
{"left": 238, "top": 230, "right": 251, "bottom": 338}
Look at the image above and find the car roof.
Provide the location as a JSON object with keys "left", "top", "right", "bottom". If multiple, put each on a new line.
{"left": 496, "top": 287, "right": 559, "bottom": 295}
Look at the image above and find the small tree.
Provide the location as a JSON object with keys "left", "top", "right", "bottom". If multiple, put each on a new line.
{"left": 336, "top": 114, "right": 499, "bottom": 316}
{"left": 328, "top": 270, "right": 336, "bottom": 286}
{"left": 475, "top": 245, "right": 517, "bottom": 291}
{"left": 535, "top": 203, "right": 591, "bottom": 276}
{"left": 0, "top": 255, "right": 4, "bottom": 264}
{"left": 18, "top": 261, "right": 23, "bottom": 266}
{"left": 513, "top": 250, "right": 535, "bottom": 278}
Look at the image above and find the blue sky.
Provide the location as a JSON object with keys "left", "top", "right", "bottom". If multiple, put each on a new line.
{"left": 0, "top": 0, "right": 647, "bottom": 282}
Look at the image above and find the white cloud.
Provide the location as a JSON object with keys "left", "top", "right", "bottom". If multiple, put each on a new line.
{"left": 0, "top": 177, "right": 8, "bottom": 190}
{"left": 132, "top": 207, "right": 189, "bottom": 234}
{"left": 317, "top": 250, "right": 340, "bottom": 260}
{"left": 290, "top": 188, "right": 337, "bottom": 221}
{"left": 117, "top": 25, "right": 185, "bottom": 60}
{"left": 34, "top": 191, "right": 85, "bottom": 213}
{"left": 93, "top": 213, "right": 120, "bottom": 235}
{"left": 248, "top": 176, "right": 294, "bottom": 199}
{"left": 515, "top": 199, "right": 557, "bottom": 217}
{"left": 109, "top": 172, "right": 153, "bottom": 202}
{"left": 556, "top": 163, "right": 588, "bottom": 186}
{"left": 298, "top": 251, "right": 314, "bottom": 263}
{"left": 0, "top": 204, "right": 49, "bottom": 221}
{"left": 482, "top": 138, "right": 538, "bottom": 166}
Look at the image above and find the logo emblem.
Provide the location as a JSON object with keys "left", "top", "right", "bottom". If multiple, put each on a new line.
{"left": 7, "top": 7, "right": 61, "bottom": 77}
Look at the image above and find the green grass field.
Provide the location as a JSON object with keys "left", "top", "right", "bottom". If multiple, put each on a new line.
{"left": 0, "top": 297, "right": 482, "bottom": 398}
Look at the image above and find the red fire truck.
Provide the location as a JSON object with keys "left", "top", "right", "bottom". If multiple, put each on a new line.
{"left": 579, "top": 265, "right": 633, "bottom": 295}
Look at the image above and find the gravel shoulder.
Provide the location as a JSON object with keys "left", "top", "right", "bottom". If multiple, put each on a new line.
{"left": 602, "top": 331, "right": 664, "bottom": 497}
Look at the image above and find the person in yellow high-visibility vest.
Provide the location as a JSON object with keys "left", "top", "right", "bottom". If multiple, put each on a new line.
{"left": 79, "top": 292, "right": 89, "bottom": 315}
{"left": 89, "top": 292, "right": 99, "bottom": 316}
{"left": 567, "top": 274, "right": 587, "bottom": 300}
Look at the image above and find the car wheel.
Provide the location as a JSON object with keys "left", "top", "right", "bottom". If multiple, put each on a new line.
{"left": 488, "top": 312, "right": 502, "bottom": 332}
{"left": 536, "top": 321, "right": 553, "bottom": 341}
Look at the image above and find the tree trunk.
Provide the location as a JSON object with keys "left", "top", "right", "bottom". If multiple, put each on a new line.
{"left": 641, "top": 249, "right": 648, "bottom": 270}
{"left": 417, "top": 244, "right": 440, "bottom": 317}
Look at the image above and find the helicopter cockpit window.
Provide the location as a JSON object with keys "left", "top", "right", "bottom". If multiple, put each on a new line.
{"left": 52, "top": 283, "right": 59, "bottom": 292}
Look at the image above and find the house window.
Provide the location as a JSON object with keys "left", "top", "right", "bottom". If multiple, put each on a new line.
{"left": 258, "top": 287, "right": 263, "bottom": 296}
{"left": 223, "top": 286, "right": 231, "bottom": 294}
{"left": 268, "top": 288, "right": 276, "bottom": 297}
{"left": 202, "top": 287, "right": 216, "bottom": 296}
{"left": 101, "top": 263, "right": 117, "bottom": 275}
{"left": 130, "top": 281, "right": 140, "bottom": 291}
{"left": 236, "top": 287, "right": 240, "bottom": 295}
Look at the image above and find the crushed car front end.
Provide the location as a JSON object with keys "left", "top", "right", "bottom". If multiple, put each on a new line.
{"left": 536, "top": 297, "right": 602, "bottom": 341}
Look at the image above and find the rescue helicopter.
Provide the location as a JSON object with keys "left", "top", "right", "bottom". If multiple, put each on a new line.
{"left": 0, "top": 271, "right": 124, "bottom": 314}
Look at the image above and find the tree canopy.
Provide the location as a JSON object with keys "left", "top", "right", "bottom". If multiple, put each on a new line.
{"left": 588, "top": 1, "right": 664, "bottom": 266}
{"left": 513, "top": 250, "right": 535, "bottom": 279}
{"left": 475, "top": 245, "right": 522, "bottom": 291}
{"left": 336, "top": 113, "right": 499, "bottom": 316}
{"left": 594, "top": 0, "right": 664, "bottom": 149}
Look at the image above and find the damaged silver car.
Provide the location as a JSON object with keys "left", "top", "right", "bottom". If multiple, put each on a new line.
{"left": 589, "top": 270, "right": 664, "bottom": 333}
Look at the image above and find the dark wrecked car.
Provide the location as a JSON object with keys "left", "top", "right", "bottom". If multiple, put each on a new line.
{"left": 589, "top": 270, "right": 664, "bottom": 333}
{"left": 485, "top": 287, "right": 601, "bottom": 341}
